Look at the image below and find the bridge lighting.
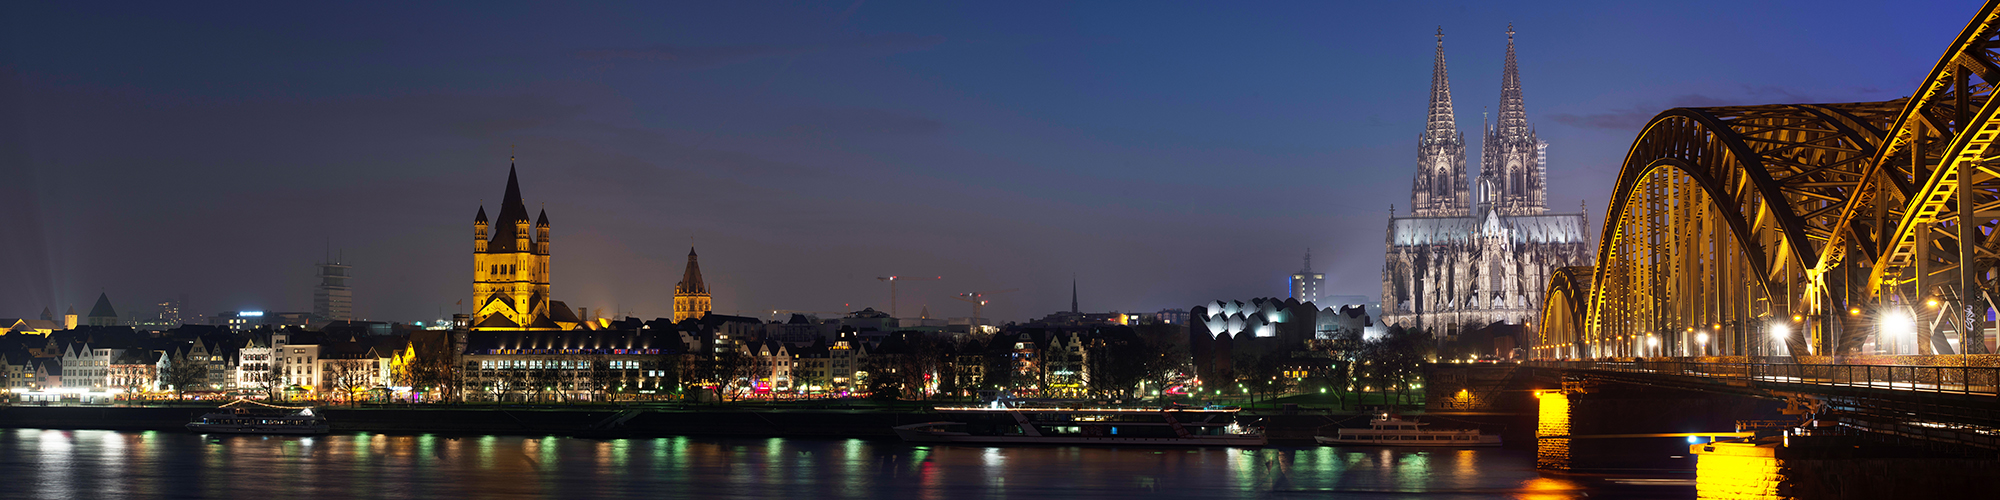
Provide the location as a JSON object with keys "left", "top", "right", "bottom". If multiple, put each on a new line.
{"left": 1882, "top": 310, "right": 1915, "bottom": 338}
{"left": 1770, "top": 322, "right": 1789, "bottom": 341}
{"left": 1850, "top": 308, "right": 1862, "bottom": 316}
{"left": 1927, "top": 298, "right": 1940, "bottom": 308}
{"left": 1791, "top": 315, "right": 1802, "bottom": 322}
{"left": 1696, "top": 332, "right": 1710, "bottom": 345}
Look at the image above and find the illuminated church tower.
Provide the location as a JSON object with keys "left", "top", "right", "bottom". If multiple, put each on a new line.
{"left": 472, "top": 162, "right": 560, "bottom": 330}
{"left": 673, "top": 247, "right": 711, "bottom": 322}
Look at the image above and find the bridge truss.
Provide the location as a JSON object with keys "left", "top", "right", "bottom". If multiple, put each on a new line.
{"left": 1536, "top": 1, "right": 2000, "bottom": 360}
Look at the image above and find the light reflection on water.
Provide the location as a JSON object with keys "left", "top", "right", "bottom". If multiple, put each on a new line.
{"left": 0, "top": 429, "right": 1667, "bottom": 499}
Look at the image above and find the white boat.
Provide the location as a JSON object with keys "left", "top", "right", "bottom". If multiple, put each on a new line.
{"left": 186, "top": 400, "right": 330, "bottom": 435}
{"left": 895, "top": 403, "right": 1266, "bottom": 446}
{"left": 1315, "top": 414, "right": 1499, "bottom": 447}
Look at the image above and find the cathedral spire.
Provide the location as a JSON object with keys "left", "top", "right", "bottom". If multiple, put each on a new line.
{"left": 1071, "top": 279, "right": 1079, "bottom": 314}
{"left": 1411, "top": 27, "right": 1469, "bottom": 217}
{"left": 1424, "top": 27, "right": 1459, "bottom": 142}
{"left": 1496, "top": 23, "right": 1527, "bottom": 137}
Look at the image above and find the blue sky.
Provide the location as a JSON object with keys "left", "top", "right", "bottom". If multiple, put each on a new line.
{"left": 0, "top": 1, "right": 1976, "bottom": 323}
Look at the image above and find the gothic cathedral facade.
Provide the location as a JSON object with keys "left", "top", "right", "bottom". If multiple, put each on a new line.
{"left": 1382, "top": 27, "right": 1592, "bottom": 334}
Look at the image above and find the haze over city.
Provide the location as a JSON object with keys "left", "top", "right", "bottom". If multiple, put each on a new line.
{"left": 1, "top": 1, "right": 1969, "bottom": 323}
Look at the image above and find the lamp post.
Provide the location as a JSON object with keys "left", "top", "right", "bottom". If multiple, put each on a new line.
{"left": 1695, "top": 331, "right": 1710, "bottom": 357}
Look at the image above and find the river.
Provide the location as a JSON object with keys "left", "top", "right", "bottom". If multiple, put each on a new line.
{"left": 0, "top": 429, "right": 1693, "bottom": 499}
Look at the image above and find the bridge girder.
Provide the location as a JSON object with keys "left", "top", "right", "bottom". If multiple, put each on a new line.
{"left": 1534, "top": 2, "right": 2000, "bottom": 359}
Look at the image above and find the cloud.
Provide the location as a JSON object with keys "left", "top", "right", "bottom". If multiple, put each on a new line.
{"left": 575, "top": 34, "right": 945, "bottom": 69}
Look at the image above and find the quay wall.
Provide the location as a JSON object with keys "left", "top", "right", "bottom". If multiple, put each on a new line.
{"left": 0, "top": 405, "right": 1520, "bottom": 444}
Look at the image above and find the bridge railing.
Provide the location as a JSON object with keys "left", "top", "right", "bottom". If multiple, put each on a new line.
{"left": 1526, "top": 360, "right": 1999, "bottom": 396}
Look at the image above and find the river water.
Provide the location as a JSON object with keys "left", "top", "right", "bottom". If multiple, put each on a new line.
{"left": 0, "top": 429, "right": 1693, "bottom": 499}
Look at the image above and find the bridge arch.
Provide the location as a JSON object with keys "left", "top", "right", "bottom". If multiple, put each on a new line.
{"left": 1583, "top": 104, "right": 1893, "bottom": 358}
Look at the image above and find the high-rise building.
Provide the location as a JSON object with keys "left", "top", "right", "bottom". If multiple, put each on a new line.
{"left": 314, "top": 259, "right": 353, "bottom": 322}
{"left": 1381, "top": 27, "right": 1591, "bottom": 334}
{"left": 472, "top": 161, "right": 569, "bottom": 330}
{"left": 673, "top": 247, "right": 711, "bottom": 322}
{"left": 1290, "top": 250, "right": 1324, "bottom": 303}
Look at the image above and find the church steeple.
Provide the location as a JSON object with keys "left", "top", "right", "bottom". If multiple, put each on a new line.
{"left": 1410, "top": 27, "right": 1470, "bottom": 218}
{"left": 1482, "top": 23, "right": 1547, "bottom": 215}
{"left": 674, "top": 247, "right": 712, "bottom": 322}
{"left": 1495, "top": 24, "right": 1527, "bottom": 138}
{"left": 1424, "top": 27, "right": 1460, "bottom": 144}
{"left": 1071, "top": 279, "right": 1079, "bottom": 314}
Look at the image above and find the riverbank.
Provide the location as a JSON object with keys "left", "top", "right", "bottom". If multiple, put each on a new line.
{"left": 0, "top": 404, "right": 1533, "bottom": 445}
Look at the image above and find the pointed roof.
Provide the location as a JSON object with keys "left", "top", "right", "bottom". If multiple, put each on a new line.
{"left": 1495, "top": 24, "right": 1528, "bottom": 138}
{"left": 1070, "top": 280, "right": 1079, "bottom": 314}
{"left": 475, "top": 205, "right": 488, "bottom": 223}
{"left": 1423, "top": 27, "right": 1460, "bottom": 143}
{"left": 87, "top": 293, "right": 117, "bottom": 319}
{"left": 488, "top": 163, "right": 533, "bottom": 252}
{"left": 39, "top": 307, "right": 51, "bottom": 321}
{"left": 536, "top": 208, "right": 549, "bottom": 227}
{"left": 676, "top": 247, "right": 708, "bottom": 295}
{"left": 65, "top": 306, "right": 76, "bottom": 316}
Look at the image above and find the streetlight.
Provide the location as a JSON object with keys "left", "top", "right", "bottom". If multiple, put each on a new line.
{"left": 1645, "top": 335, "right": 1659, "bottom": 357}
{"left": 1695, "top": 331, "right": 1710, "bottom": 356}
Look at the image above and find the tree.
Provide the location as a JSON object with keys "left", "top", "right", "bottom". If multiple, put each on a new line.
{"left": 406, "top": 331, "right": 461, "bottom": 403}
{"left": 163, "top": 350, "right": 207, "bottom": 400}
{"left": 322, "top": 361, "right": 372, "bottom": 405}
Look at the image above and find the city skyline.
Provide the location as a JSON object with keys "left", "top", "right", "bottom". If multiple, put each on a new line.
{"left": 0, "top": 1, "right": 1971, "bottom": 324}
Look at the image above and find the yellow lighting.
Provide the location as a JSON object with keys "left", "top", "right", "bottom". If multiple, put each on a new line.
{"left": 1927, "top": 298, "right": 1940, "bottom": 308}
{"left": 1850, "top": 308, "right": 1861, "bottom": 315}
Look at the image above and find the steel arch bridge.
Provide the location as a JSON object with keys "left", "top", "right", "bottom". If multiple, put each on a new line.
{"left": 1535, "top": 0, "right": 2000, "bottom": 361}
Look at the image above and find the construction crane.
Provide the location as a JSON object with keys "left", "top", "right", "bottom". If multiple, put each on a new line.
{"left": 952, "top": 289, "right": 1019, "bottom": 325}
{"left": 876, "top": 275, "right": 941, "bottom": 318}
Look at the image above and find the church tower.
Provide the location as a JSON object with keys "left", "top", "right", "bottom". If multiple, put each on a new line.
{"left": 673, "top": 247, "right": 711, "bottom": 322}
{"left": 1481, "top": 24, "right": 1547, "bottom": 215}
{"left": 1410, "top": 27, "right": 1469, "bottom": 218}
{"left": 472, "top": 161, "right": 558, "bottom": 330}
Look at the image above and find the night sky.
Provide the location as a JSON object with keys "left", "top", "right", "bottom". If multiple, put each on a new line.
{"left": 0, "top": 1, "right": 1975, "bottom": 324}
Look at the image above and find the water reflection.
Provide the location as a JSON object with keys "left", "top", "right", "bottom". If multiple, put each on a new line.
{"left": 0, "top": 429, "right": 1639, "bottom": 499}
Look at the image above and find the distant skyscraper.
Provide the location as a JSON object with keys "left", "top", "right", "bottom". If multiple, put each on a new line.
{"left": 1291, "top": 250, "right": 1324, "bottom": 303}
{"left": 1382, "top": 27, "right": 1590, "bottom": 334}
{"left": 674, "top": 247, "right": 711, "bottom": 322}
{"left": 314, "top": 258, "right": 353, "bottom": 322}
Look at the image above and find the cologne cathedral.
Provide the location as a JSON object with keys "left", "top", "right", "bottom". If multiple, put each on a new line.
{"left": 1381, "top": 27, "right": 1592, "bottom": 334}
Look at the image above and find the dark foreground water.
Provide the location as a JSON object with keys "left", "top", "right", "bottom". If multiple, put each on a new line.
{"left": 0, "top": 429, "right": 1693, "bottom": 499}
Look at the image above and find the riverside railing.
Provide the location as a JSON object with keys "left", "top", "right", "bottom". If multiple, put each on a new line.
{"left": 1526, "top": 359, "right": 2000, "bottom": 397}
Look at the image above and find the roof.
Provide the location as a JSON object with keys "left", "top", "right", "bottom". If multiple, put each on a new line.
{"left": 486, "top": 164, "right": 533, "bottom": 253}
{"left": 463, "top": 329, "right": 674, "bottom": 353}
{"left": 675, "top": 247, "right": 707, "bottom": 295}
{"left": 1390, "top": 210, "right": 1586, "bottom": 246}
{"left": 87, "top": 293, "right": 117, "bottom": 319}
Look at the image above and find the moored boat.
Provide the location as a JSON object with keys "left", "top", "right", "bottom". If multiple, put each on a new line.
{"left": 186, "top": 400, "right": 330, "bottom": 435}
{"left": 1315, "top": 414, "right": 1499, "bottom": 447}
{"left": 895, "top": 402, "right": 1265, "bottom": 446}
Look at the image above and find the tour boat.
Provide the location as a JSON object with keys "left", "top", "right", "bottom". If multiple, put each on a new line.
{"left": 894, "top": 403, "right": 1266, "bottom": 446}
{"left": 185, "top": 400, "right": 330, "bottom": 435}
{"left": 1315, "top": 414, "right": 1499, "bottom": 447}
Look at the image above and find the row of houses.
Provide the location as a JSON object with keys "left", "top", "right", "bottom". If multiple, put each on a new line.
{"left": 0, "top": 309, "right": 1190, "bottom": 403}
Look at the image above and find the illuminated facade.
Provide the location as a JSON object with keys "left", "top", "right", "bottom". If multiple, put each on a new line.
{"left": 472, "top": 163, "right": 566, "bottom": 330}
{"left": 673, "top": 247, "right": 711, "bottom": 322}
{"left": 1382, "top": 28, "right": 1590, "bottom": 334}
